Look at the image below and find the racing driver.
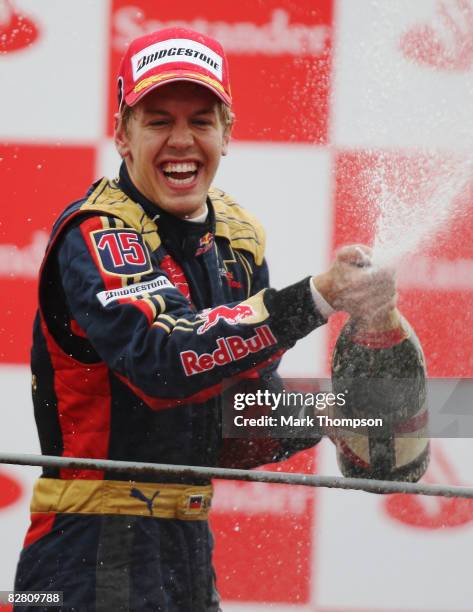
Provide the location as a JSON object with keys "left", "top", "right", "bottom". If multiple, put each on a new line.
{"left": 14, "top": 27, "right": 426, "bottom": 611}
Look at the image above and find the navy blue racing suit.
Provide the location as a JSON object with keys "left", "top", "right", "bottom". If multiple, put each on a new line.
{"left": 14, "top": 163, "right": 326, "bottom": 611}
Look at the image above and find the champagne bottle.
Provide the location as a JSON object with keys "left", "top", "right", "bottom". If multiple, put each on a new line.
{"left": 331, "top": 307, "right": 430, "bottom": 482}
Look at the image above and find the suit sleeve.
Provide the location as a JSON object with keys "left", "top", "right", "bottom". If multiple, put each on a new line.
{"left": 54, "top": 216, "right": 327, "bottom": 405}
{"left": 218, "top": 364, "right": 321, "bottom": 469}
{"left": 218, "top": 254, "right": 322, "bottom": 469}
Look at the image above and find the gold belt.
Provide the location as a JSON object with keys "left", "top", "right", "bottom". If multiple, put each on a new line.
{"left": 31, "top": 478, "right": 212, "bottom": 520}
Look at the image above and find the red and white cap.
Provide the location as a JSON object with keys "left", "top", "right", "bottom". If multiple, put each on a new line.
{"left": 117, "top": 27, "right": 232, "bottom": 111}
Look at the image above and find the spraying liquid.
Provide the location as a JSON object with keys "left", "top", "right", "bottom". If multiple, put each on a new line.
{"left": 328, "top": 154, "right": 473, "bottom": 480}
{"left": 368, "top": 153, "right": 472, "bottom": 269}
{"left": 330, "top": 154, "right": 473, "bottom": 479}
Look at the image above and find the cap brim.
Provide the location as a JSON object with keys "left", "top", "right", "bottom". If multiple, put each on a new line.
{"left": 125, "top": 70, "right": 232, "bottom": 108}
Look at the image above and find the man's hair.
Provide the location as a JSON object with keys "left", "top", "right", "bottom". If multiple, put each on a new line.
{"left": 120, "top": 101, "right": 235, "bottom": 133}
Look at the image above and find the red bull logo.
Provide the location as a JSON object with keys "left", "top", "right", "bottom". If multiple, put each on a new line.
{"left": 180, "top": 325, "right": 277, "bottom": 376}
{"left": 195, "top": 232, "right": 214, "bottom": 257}
{"left": 197, "top": 303, "right": 255, "bottom": 334}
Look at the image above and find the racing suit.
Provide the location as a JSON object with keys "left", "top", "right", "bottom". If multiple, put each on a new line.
{"left": 14, "top": 163, "right": 327, "bottom": 611}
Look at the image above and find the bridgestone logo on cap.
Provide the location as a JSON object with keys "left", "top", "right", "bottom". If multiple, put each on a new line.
{"left": 132, "top": 38, "right": 223, "bottom": 81}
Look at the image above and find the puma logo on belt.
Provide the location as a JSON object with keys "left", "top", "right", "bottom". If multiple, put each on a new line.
{"left": 130, "top": 487, "right": 160, "bottom": 516}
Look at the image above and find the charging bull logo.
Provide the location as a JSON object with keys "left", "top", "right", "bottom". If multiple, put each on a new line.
{"left": 197, "top": 304, "right": 255, "bottom": 334}
{"left": 195, "top": 232, "right": 214, "bottom": 257}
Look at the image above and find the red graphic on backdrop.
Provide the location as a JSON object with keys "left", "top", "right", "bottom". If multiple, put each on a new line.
{"left": 0, "top": 144, "right": 96, "bottom": 364}
{"left": 108, "top": 0, "right": 333, "bottom": 142}
{"left": 0, "top": 469, "right": 22, "bottom": 509}
{"left": 0, "top": 231, "right": 47, "bottom": 280}
{"left": 211, "top": 449, "right": 316, "bottom": 604}
{"left": 330, "top": 151, "right": 473, "bottom": 377}
{"left": 112, "top": 7, "right": 329, "bottom": 55}
{"left": 384, "top": 444, "right": 473, "bottom": 529}
{"left": 401, "top": 0, "right": 473, "bottom": 71}
{"left": 0, "top": 0, "right": 39, "bottom": 53}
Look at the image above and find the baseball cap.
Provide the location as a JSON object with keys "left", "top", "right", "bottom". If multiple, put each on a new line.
{"left": 117, "top": 27, "right": 232, "bottom": 111}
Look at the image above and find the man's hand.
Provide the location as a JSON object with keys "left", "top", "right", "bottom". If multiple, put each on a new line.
{"left": 312, "top": 244, "right": 397, "bottom": 325}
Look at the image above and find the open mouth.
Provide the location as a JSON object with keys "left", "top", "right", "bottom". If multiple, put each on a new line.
{"left": 161, "top": 161, "right": 200, "bottom": 186}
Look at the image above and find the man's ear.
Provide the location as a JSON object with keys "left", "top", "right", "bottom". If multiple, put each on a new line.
{"left": 114, "top": 112, "right": 130, "bottom": 159}
{"left": 221, "top": 125, "right": 232, "bottom": 157}
{"left": 221, "top": 110, "right": 235, "bottom": 157}
{"left": 221, "top": 136, "right": 229, "bottom": 157}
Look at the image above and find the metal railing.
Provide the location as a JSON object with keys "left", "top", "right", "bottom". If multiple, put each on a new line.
{"left": 0, "top": 452, "right": 472, "bottom": 498}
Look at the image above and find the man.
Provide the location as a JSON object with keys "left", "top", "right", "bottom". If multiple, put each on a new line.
{"left": 14, "top": 27, "right": 411, "bottom": 611}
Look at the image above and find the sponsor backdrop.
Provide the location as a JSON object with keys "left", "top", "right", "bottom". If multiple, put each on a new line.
{"left": 1, "top": 0, "right": 472, "bottom": 610}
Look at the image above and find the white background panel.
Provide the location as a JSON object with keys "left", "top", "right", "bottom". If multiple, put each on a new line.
{"left": 315, "top": 438, "right": 473, "bottom": 610}
{"left": 215, "top": 143, "right": 333, "bottom": 377}
{"left": 332, "top": 0, "right": 473, "bottom": 150}
{"left": 0, "top": 0, "right": 110, "bottom": 142}
{"left": 99, "top": 139, "right": 334, "bottom": 377}
{"left": 0, "top": 366, "right": 40, "bottom": 592}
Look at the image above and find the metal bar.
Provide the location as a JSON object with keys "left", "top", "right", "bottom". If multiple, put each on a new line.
{"left": 0, "top": 451, "right": 471, "bottom": 498}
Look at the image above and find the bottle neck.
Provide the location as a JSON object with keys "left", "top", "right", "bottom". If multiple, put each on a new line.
{"left": 350, "top": 308, "right": 409, "bottom": 349}
{"left": 354, "top": 307, "right": 401, "bottom": 333}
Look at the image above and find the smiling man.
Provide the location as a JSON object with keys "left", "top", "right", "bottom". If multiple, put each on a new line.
{"left": 115, "top": 82, "right": 231, "bottom": 219}
{"left": 14, "top": 28, "right": 404, "bottom": 611}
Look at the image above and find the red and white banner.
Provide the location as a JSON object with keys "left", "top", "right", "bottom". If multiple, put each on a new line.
{"left": 1, "top": 0, "right": 473, "bottom": 609}
{"left": 107, "top": 0, "right": 333, "bottom": 142}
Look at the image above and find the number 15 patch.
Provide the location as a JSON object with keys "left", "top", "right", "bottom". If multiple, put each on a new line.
{"left": 91, "top": 228, "right": 153, "bottom": 276}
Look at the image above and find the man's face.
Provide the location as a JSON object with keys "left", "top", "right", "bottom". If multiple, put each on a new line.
{"left": 115, "top": 82, "right": 230, "bottom": 219}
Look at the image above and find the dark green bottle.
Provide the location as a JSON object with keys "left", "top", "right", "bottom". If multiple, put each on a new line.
{"left": 331, "top": 309, "right": 430, "bottom": 482}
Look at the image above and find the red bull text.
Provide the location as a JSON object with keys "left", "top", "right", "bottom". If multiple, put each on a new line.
{"left": 180, "top": 325, "right": 277, "bottom": 376}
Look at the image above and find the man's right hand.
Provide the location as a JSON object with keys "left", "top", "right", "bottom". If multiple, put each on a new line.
{"left": 312, "top": 244, "right": 397, "bottom": 323}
